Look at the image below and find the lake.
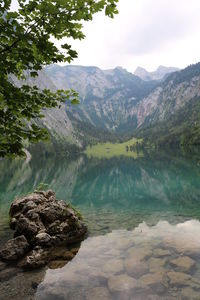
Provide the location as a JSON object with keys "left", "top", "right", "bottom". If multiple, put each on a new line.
{"left": 1, "top": 148, "right": 200, "bottom": 299}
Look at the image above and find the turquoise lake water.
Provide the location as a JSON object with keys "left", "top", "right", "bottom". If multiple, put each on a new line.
{"left": 1, "top": 149, "right": 200, "bottom": 299}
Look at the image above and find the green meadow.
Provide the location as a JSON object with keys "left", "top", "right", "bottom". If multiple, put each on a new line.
{"left": 85, "top": 138, "right": 143, "bottom": 159}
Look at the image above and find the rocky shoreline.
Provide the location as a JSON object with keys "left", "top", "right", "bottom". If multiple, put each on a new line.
{"left": 0, "top": 190, "right": 87, "bottom": 270}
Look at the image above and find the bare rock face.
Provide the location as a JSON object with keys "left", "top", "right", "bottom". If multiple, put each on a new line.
{"left": 0, "top": 190, "right": 87, "bottom": 269}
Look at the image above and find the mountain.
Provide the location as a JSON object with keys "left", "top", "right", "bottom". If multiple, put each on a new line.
{"left": 45, "top": 63, "right": 200, "bottom": 146}
{"left": 134, "top": 65, "right": 180, "bottom": 81}
{"left": 134, "top": 63, "right": 200, "bottom": 127}
{"left": 44, "top": 63, "right": 200, "bottom": 148}
{"left": 134, "top": 63, "right": 200, "bottom": 146}
{"left": 11, "top": 69, "right": 125, "bottom": 154}
{"left": 45, "top": 65, "right": 158, "bottom": 133}
{"left": 13, "top": 62, "right": 200, "bottom": 151}
{"left": 136, "top": 96, "right": 200, "bottom": 147}
{"left": 10, "top": 70, "right": 81, "bottom": 152}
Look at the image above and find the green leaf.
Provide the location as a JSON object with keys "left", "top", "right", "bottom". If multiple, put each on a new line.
{"left": 0, "top": 0, "right": 118, "bottom": 157}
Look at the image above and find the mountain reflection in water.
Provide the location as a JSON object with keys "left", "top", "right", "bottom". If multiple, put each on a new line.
{"left": 0, "top": 149, "right": 200, "bottom": 299}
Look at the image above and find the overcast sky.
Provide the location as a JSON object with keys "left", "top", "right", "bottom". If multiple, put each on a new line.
{"left": 11, "top": 0, "right": 200, "bottom": 72}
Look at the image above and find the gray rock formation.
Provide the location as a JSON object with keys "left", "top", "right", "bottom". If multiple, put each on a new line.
{"left": 0, "top": 190, "right": 87, "bottom": 269}
{"left": 134, "top": 65, "right": 180, "bottom": 81}
{"left": 10, "top": 71, "right": 79, "bottom": 148}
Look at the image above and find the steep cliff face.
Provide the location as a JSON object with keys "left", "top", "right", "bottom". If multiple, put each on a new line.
{"left": 10, "top": 70, "right": 57, "bottom": 91}
{"left": 133, "top": 63, "right": 200, "bottom": 145}
{"left": 136, "top": 96, "right": 200, "bottom": 146}
{"left": 45, "top": 65, "right": 158, "bottom": 133}
{"left": 10, "top": 70, "right": 80, "bottom": 147}
{"left": 133, "top": 63, "right": 200, "bottom": 129}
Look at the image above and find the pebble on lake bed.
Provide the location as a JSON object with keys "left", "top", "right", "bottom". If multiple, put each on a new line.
{"left": 167, "top": 271, "right": 192, "bottom": 286}
{"left": 170, "top": 256, "right": 195, "bottom": 272}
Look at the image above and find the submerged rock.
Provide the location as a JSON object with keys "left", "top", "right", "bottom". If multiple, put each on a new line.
{"left": 148, "top": 257, "right": 167, "bottom": 273}
{"left": 181, "top": 287, "right": 200, "bottom": 300}
{"left": 127, "top": 247, "right": 152, "bottom": 261}
{"left": 153, "top": 248, "right": 171, "bottom": 258}
{"left": 167, "top": 271, "right": 192, "bottom": 286}
{"left": 124, "top": 258, "right": 148, "bottom": 278}
{"left": 170, "top": 256, "right": 195, "bottom": 272}
{"left": 0, "top": 266, "right": 20, "bottom": 282}
{"left": 108, "top": 274, "right": 139, "bottom": 292}
{"left": 0, "top": 235, "right": 29, "bottom": 261}
{"left": 140, "top": 271, "right": 167, "bottom": 294}
{"left": 0, "top": 190, "right": 87, "bottom": 269}
{"left": 102, "top": 259, "right": 124, "bottom": 274}
{"left": 48, "top": 260, "right": 68, "bottom": 269}
{"left": 86, "top": 287, "right": 112, "bottom": 300}
{"left": 140, "top": 272, "right": 165, "bottom": 287}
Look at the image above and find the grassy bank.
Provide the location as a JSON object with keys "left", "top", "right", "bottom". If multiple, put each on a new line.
{"left": 85, "top": 138, "right": 143, "bottom": 159}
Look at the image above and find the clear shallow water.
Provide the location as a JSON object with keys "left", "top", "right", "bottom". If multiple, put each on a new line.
{"left": 1, "top": 149, "right": 200, "bottom": 299}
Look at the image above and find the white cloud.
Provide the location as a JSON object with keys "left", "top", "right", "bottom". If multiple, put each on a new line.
{"left": 68, "top": 0, "right": 200, "bottom": 72}
{"left": 9, "top": 0, "right": 200, "bottom": 72}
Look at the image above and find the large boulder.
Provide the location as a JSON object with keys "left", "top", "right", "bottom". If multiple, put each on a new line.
{"left": 0, "top": 190, "right": 87, "bottom": 269}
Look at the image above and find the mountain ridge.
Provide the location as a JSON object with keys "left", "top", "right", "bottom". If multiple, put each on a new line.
{"left": 44, "top": 62, "right": 200, "bottom": 148}
{"left": 15, "top": 62, "right": 200, "bottom": 151}
{"left": 134, "top": 65, "right": 180, "bottom": 81}
{"left": 45, "top": 64, "right": 158, "bottom": 133}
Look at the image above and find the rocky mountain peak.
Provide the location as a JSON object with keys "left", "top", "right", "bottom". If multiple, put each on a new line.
{"left": 134, "top": 65, "right": 180, "bottom": 81}
{"left": 134, "top": 67, "right": 150, "bottom": 80}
